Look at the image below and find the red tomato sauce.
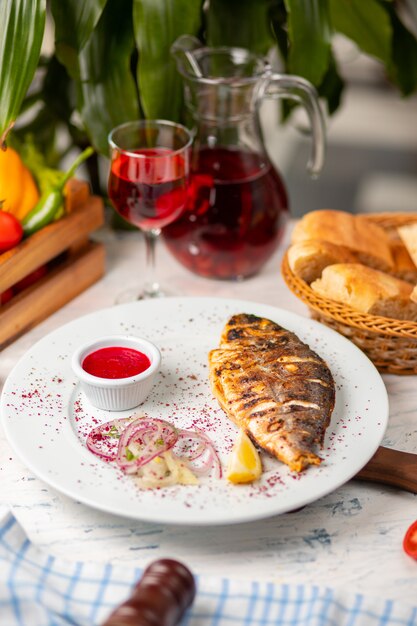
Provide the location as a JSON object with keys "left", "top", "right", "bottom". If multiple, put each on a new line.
{"left": 82, "top": 347, "right": 151, "bottom": 379}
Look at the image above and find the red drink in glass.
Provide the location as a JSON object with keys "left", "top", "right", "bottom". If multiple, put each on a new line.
{"left": 162, "top": 147, "right": 288, "bottom": 280}
{"left": 107, "top": 120, "right": 192, "bottom": 300}
{"left": 108, "top": 148, "right": 188, "bottom": 230}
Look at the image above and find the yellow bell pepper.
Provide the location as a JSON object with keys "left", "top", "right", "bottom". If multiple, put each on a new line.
{"left": 0, "top": 146, "right": 40, "bottom": 220}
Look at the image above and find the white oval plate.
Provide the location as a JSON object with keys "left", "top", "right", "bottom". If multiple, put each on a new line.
{"left": 1, "top": 297, "right": 388, "bottom": 526}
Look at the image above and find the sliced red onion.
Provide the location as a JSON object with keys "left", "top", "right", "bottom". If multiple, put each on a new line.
{"left": 174, "top": 431, "right": 206, "bottom": 461}
{"left": 175, "top": 428, "right": 222, "bottom": 479}
{"left": 86, "top": 417, "right": 134, "bottom": 461}
{"left": 86, "top": 416, "right": 222, "bottom": 480}
{"left": 116, "top": 417, "right": 178, "bottom": 473}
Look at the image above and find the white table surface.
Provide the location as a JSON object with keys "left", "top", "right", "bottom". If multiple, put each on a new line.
{"left": 1, "top": 224, "right": 417, "bottom": 604}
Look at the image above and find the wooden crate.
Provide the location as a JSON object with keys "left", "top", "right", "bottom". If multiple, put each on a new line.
{"left": 0, "top": 179, "right": 105, "bottom": 348}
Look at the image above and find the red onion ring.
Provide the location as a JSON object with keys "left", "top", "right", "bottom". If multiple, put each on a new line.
{"left": 86, "top": 417, "right": 135, "bottom": 461}
{"left": 86, "top": 416, "right": 222, "bottom": 480}
{"left": 175, "top": 429, "right": 222, "bottom": 478}
{"left": 116, "top": 417, "right": 178, "bottom": 473}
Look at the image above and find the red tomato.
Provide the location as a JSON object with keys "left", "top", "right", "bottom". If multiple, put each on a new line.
{"left": 14, "top": 265, "right": 47, "bottom": 293}
{"left": 403, "top": 520, "right": 417, "bottom": 559}
{"left": 0, "top": 288, "right": 13, "bottom": 305}
{"left": 0, "top": 211, "right": 23, "bottom": 252}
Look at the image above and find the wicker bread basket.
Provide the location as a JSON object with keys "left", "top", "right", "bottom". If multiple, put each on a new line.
{"left": 281, "top": 213, "right": 417, "bottom": 375}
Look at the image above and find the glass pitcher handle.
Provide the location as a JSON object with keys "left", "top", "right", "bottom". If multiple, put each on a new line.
{"left": 256, "top": 73, "right": 326, "bottom": 178}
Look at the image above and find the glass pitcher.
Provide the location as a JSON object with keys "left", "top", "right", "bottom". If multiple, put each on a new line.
{"left": 162, "top": 35, "right": 325, "bottom": 280}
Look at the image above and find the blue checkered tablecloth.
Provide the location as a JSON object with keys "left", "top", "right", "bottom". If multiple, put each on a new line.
{"left": 0, "top": 511, "right": 416, "bottom": 626}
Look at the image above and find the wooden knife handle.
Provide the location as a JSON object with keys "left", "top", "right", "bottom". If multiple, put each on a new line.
{"left": 355, "top": 446, "right": 417, "bottom": 493}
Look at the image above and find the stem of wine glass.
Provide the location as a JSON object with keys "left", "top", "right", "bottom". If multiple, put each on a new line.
{"left": 143, "top": 228, "right": 162, "bottom": 298}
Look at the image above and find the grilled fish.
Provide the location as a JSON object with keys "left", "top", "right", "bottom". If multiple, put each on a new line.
{"left": 209, "top": 314, "right": 335, "bottom": 472}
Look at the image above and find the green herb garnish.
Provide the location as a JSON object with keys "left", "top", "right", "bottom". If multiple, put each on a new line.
{"left": 103, "top": 425, "right": 120, "bottom": 439}
{"left": 125, "top": 448, "right": 136, "bottom": 461}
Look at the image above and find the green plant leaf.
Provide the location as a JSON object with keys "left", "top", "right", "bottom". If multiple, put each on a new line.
{"left": 43, "top": 55, "right": 76, "bottom": 127}
{"left": 284, "top": 0, "right": 331, "bottom": 86}
{"left": 207, "top": 0, "right": 275, "bottom": 56}
{"left": 0, "top": 0, "right": 46, "bottom": 146}
{"left": 133, "top": 0, "right": 203, "bottom": 121}
{"left": 78, "top": 0, "right": 140, "bottom": 154}
{"left": 270, "top": 1, "right": 289, "bottom": 64}
{"left": 399, "top": 0, "right": 417, "bottom": 36}
{"left": 386, "top": 4, "right": 417, "bottom": 95}
{"left": 328, "top": 0, "right": 392, "bottom": 66}
{"left": 50, "top": 0, "right": 108, "bottom": 79}
{"left": 318, "top": 51, "right": 344, "bottom": 115}
{"left": 12, "top": 107, "right": 59, "bottom": 166}
{"left": 13, "top": 56, "right": 80, "bottom": 166}
{"left": 279, "top": 50, "right": 344, "bottom": 122}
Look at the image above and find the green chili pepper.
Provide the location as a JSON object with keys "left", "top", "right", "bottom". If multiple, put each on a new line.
{"left": 22, "top": 147, "right": 94, "bottom": 237}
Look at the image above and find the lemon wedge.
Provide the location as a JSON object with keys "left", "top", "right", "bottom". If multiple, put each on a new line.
{"left": 226, "top": 430, "right": 262, "bottom": 484}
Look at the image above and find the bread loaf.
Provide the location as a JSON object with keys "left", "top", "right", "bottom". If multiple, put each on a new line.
{"left": 369, "top": 213, "right": 417, "bottom": 241}
{"left": 287, "top": 240, "right": 356, "bottom": 284}
{"left": 389, "top": 240, "right": 417, "bottom": 282}
{"left": 398, "top": 223, "right": 417, "bottom": 267}
{"left": 310, "top": 263, "right": 417, "bottom": 321}
{"left": 291, "top": 210, "right": 394, "bottom": 272}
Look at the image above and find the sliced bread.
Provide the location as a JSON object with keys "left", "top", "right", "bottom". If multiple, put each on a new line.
{"left": 310, "top": 263, "right": 417, "bottom": 321}
{"left": 389, "top": 240, "right": 417, "bottom": 283}
{"left": 291, "top": 210, "right": 394, "bottom": 272}
{"left": 398, "top": 223, "right": 417, "bottom": 267}
{"left": 287, "top": 240, "right": 356, "bottom": 284}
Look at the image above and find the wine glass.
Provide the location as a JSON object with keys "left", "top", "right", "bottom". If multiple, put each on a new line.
{"left": 108, "top": 120, "right": 193, "bottom": 301}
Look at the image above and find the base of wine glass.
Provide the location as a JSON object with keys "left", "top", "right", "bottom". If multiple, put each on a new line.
{"left": 115, "top": 283, "right": 175, "bottom": 304}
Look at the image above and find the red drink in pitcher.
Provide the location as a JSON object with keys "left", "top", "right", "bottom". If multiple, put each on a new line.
{"left": 162, "top": 147, "right": 288, "bottom": 280}
{"left": 108, "top": 148, "right": 188, "bottom": 231}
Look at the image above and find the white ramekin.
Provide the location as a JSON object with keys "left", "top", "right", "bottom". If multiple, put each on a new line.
{"left": 71, "top": 335, "right": 161, "bottom": 411}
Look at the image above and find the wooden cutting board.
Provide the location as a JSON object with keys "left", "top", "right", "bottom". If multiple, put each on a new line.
{"left": 355, "top": 446, "right": 417, "bottom": 493}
